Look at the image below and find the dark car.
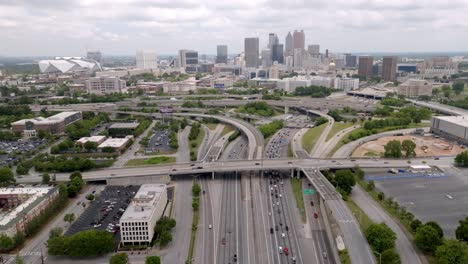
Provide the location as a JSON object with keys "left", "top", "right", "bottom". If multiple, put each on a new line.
{"left": 270, "top": 228, "right": 274, "bottom": 234}
{"left": 197, "top": 166, "right": 203, "bottom": 169}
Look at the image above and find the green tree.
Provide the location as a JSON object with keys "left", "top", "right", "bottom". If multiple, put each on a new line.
{"left": 64, "top": 213, "right": 75, "bottom": 224}
{"left": 158, "top": 231, "right": 173, "bottom": 247}
{"left": 365, "top": 223, "right": 397, "bottom": 253}
{"left": 415, "top": 224, "right": 442, "bottom": 253}
{"left": 401, "top": 139, "right": 416, "bottom": 157}
{"left": 366, "top": 180, "right": 375, "bottom": 191}
{"left": 145, "top": 256, "right": 161, "bottom": 264}
{"left": 410, "top": 219, "right": 422, "bottom": 232}
{"left": 435, "top": 239, "right": 468, "bottom": 264}
{"left": 456, "top": 217, "right": 468, "bottom": 242}
{"left": 49, "top": 227, "right": 63, "bottom": 238}
{"left": 42, "top": 173, "right": 51, "bottom": 184}
{"left": 426, "top": 221, "right": 444, "bottom": 238}
{"left": 455, "top": 151, "right": 468, "bottom": 167}
{"left": 0, "top": 167, "right": 15, "bottom": 187}
{"left": 334, "top": 170, "right": 356, "bottom": 195}
{"left": 381, "top": 248, "right": 400, "bottom": 264}
{"left": 70, "top": 171, "right": 82, "bottom": 180}
{"left": 86, "top": 194, "right": 95, "bottom": 200}
{"left": 384, "top": 140, "right": 402, "bottom": 158}
{"left": 84, "top": 141, "right": 98, "bottom": 151}
{"left": 452, "top": 81, "right": 465, "bottom": 95}
{"left": 192, "top": 182, "right": 201, "bottom": 196}
{"left": 109, "top": 253, "right": 128, "bottom": 264}
{"left": 315, "top": 117, "right": 328, "bottom": 126}
{"left": 0, "top": 234, "right": 14, "bottom": 252}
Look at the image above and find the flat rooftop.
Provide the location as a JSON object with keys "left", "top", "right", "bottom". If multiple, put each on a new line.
{"left": 76, "top": 135, "right": 106, "bottom": 144}
{"left": 0, "top": 187, "right": 54, "bottom": 229}
{"left": 98, "top": 136, "right": 133, "bottom": 148}
{"left": 120, "top": 184, "right": 166, "bottom": 222}
{"left": 433, "top": 115, "right": 468, "bottom": 128}
{"left": 11, "top": 111, "right": 80, "bottom": 125}
{"left": 109, "top": 122, "right": 140, "bottom": 129}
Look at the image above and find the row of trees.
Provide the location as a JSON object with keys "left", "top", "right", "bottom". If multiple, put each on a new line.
{"left": 363, "top": 117, "right": 412, "bottom": 130}
{"left": 153, "top": 217, "right": 176, "bottom": 247}
{"left": 109, "top": 254, "right": 160, "bottom": 264}
{"left": 238, "top": 101, "right": 276, "bottom": 117}
{"left": 294, "top": 85, "right": 337, "bottom": 98}
{"left": 384, "top": 139, "right": 416, "bottom": 158}
{"left": 259, "top": 120, "right": 284, "bottom": 138}
{"left": 365, "top": 223, "right": 400, "bottom": 263}
{"left": 315, "top": 117, "right": 329, "bottom": 126}
{"left": 65, "top": 112, "right": 110, "bottom": 140}
{"left": 322, "top": 169, "right": 360, "bottom": 199}
{"left": 48, "top": 229, "right": 115, "bottom": 256}
{"left": 34, "top": 154, "right": 98, "bottom": 172}
{"left": 189, "top": 122, "right": 201, "bottom": 141}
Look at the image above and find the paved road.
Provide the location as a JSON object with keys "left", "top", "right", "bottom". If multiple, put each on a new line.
{"left": 351, "top": 185, "right": 423, "bottom": 264}
{"left": 177, "top": 125, "right": 191, "bottom": 163}
{"left": 265, "top": 128, "right": 298, "bottom": 159}
{"left": 409, "top": 99, "right": 468, "bottom": 116}
{"left": 321, "top": 125, "right": 360, "bottom": 157}
{"left": 309, "top": 115, "right": 335, "bottom": 158}
{"left": 291, "top": 128, "right": 310, "bottom": 159}
{"left": 332, "top": 127, "right": 430, "bottom": 158}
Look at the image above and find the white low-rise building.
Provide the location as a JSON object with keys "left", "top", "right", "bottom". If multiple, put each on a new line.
{"left": 97, "top": 135, "right": 133, "bottom": 153}
{"left": 334, "top": 77, "right": 359, "bottom": 90}
{"left": 120, "top": 184, "right": 167, "bottom": 246}
{"left": 276, "top": 76, "right": 333, "bottom": 93}
{"left": 163, "top": 77, "right": 197, "bottom": 94}
{"left": 398, "top": 79, "right": 432, "bottom": 97}
{"left": 86, "top": 77, "right": 127, "bottom": 95}
{"left": 76, "top": 136, "right": 107, "bottom": 146}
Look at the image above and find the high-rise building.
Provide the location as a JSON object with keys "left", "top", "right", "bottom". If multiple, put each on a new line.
{"left": 87, "top": 50, "right": 102, "bottom": 64}
{"left": 293, "top": 30, "right": 305, "bottom": 50}
{"left": 308, "top": 45, "right": 320, "bottom": 55}
{"left": 345, "top": 54, "right": 357, "bottom": 68}
{"left": 293, "top": 48, "right": 304, "bottom": 68}
{"left": 244, "top": 38, "right": 259, "bottom": 68}
{"left": 261, "top": 49, "right": 272, "bottom": 68}
{"left": 216, "top": 45, "right": 228, "bottom": 64}
{"left": 268, "top": 33, "right": 279, "bottom": 49}
{"left": 136, "top": 50, "right": 158, "bottom": 69}
{"left": 285, "top": 32, "right": 293, "bottom": 57}
{"left": 325, "top": 49, "right": 329, "bottom": 58}
{"left": 272, "top": 44, "right": 284, "bottom": 64}
{"left": 179, "top": 50, "right": 198, "bottom": 68}
{"left": 382, "top": 56, "right": 398, "bottom": 82}
{"left": 358, "top": 56, "right": 374, "bottom": 79}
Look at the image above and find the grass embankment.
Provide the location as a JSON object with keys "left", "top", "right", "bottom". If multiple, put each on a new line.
{"left": 288, "top": 143, "right": 293, "bottom": 158}
{"left": 124, "top": 156, "right": 175, "bottom": 166}
{"left": 339, "top": 249, "right": 351, "bottom": 264}
{"left": 345, "top": 198, "right": 373, "bottom": 231}
{"left": 221, "top": 124, "right": 235, "bottom": 136}
{"left": 302, "top": 123, "right": 327, "bottom": 153}
{"left": 186, "top": 182, "right": 200, "bottom": 263}
{"left": 290, "top": 178, "right": 306, "bottom": 223}
{"left": 205, "top": 123, "right": 218, "bottom": 130}
{"left": 190, "top": 127, "right": 206, "bottom": 161}
{"left": 326, "top": 122, "right": 354, "bottom": 142}
{"left": 327, "top": 123, "right": 430, "bottom": 157}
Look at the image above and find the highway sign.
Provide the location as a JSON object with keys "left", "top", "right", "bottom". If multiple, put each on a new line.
{"left": 303, "top": 189, "right": 315, "bottom": 195}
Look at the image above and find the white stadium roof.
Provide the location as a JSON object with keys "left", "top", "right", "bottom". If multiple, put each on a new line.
{"left": 38, "top": 58, "right": 101, "bottom": 74}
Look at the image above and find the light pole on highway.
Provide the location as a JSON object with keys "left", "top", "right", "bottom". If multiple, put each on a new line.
{"left": 373, "top": 251, "right": 381, "bottom": 264}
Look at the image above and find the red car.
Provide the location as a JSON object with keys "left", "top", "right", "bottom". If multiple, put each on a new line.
{"left": 171, "top": 168, "right": 177, "bottom": 171}
{"left": 221, "top": 238, "right": 226, "bottom": 245}
{"left": 283, "top": 247, "right": 289, "bottom": 256}
{"left": 314, "top": 212, "right": 318, "bottom": 219}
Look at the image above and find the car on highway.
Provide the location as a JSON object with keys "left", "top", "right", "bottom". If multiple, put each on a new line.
{"left": 284, "top": 247, "right": 289, "bottom": 256}
{"left": 314, "top": 212, "right": 318, "bottom": 219}
{"left": 270, "top": 228, "right": 274, "bottom": 234}
{"left": 278, "top": 246, "right": 283, "bottom": 254}
{"left": 172, "top": 168, "right": 177, "bottom": 171}
{"left": 292, "top": 256, "right": 296, "bottom": 263}
{"left": 281, "top": 233, "right": 286, "bottom": 239}
{"left": 233, "top": 254, "right": 237, "bottom": 262}
{"left": 255, "top": 162, "right": 260, "bottom": 165}
{"left": 310, "top": 201, "right": 314, "bottom": 206}
{"left": 221, "top": 238, "right": 226, "bottom": 245}
{"left": 208, "top": 224, "right": 212, "bottom": 229}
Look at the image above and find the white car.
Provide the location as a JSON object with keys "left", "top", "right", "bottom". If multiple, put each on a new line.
{"left": 446, "top": 194, "right": 453, "bottom": 199}
{"left": 281, "top": 233, "right": 286, "bottom": 239}
{"left": 276, "top": 202, "right": 280, "bottom": 206}
{"left": 279, "top": 194, "right": 282, "bottom": 198}
{"left": 208, "top": 224, "right": 212, "bottom": 229}
{"left": 278, "top": 246, "right": 283, "bottom": 254}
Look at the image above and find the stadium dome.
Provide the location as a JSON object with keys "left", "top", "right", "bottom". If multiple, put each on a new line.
{"left": 38, "top": 57, "right": 102, "bottom": 74}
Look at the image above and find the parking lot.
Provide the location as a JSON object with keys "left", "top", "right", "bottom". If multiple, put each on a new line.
{"left": 66, "top": 185, "right": 140, "bottom": 245}
{"left": 0, "top": 139, "right": 45, "bottom": 166}
{"left": 370, "top": 168, "right": 468, "bottom": 237}
{"left": 144, "top": 129, "right": 173, "bottom": 154}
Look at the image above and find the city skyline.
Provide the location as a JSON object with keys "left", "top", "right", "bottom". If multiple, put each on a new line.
{"left": 1, "top": 0, "right": 468, "bottom": 56}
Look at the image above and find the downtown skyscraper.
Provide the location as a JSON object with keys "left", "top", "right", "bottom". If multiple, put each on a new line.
{"left": 216, "top": 45, "right": 228, "bottom": 64}
{"left": 244, "top": 37, "right": 259, "bottom": 68}
{"left": 285, "top": 32, "right": 293, "bottom": 57}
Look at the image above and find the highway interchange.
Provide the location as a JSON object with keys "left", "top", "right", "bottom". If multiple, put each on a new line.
{"left": 18, "top": 98, "right": 466, "bottom": 264}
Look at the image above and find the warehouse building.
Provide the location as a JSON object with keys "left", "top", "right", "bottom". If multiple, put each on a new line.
{"left": 119, "top": 184, "right": 167, "bottom": 246}
{"left": 431, "top": 116, "right": 468, "bottom": 145}
{"left": 11, "top": 111, "right": 82, "bottom": 137}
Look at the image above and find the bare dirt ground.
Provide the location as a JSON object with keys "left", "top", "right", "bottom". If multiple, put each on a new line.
{"left": 352, "top": 135, "right": 465, "bottom": 157}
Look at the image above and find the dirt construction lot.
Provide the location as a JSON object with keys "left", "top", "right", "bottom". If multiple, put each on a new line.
{"left": 352, "top": 135, "right": 465, "bottom": 157}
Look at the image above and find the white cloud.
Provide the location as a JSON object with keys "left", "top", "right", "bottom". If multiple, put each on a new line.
{"left": 0, "top": 0, "right": 468, "bottom": 56}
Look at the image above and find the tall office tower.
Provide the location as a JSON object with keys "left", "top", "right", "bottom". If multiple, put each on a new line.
{"left": 244, "top": 37, "right": 259, "bottom": 68}
{"left": 325, "top": 49, "right": 329, "bottom": 58}
{"left": 216, "top": 45, "right": 228, "bottom": 64}
{"left": 382, "top": 56, "right": 398, "bottom": 82}
{"left": 179, "top": 50, "right": 198, "bottom": 69}
{"left": 358, "top": 56, "right": 374, "bottom": 79}
{"left": 136, "top": 50, "right": 158, "bottom": 69}
{"left": 293, "top": 30, "right": 305, "bottom": 50}
{"left": 285, "top": 32, "right": 293, "bottom": 57}
{"left": 261, "top": 49, "right": 272, "bottom": 68}
{"left": 272, "top": 44, "right": 284, "bottom": 64}
{"left": 293, "top": 48, "right": 304, "bottom": 67}
{"left": 268, "top": 33, "right": 279, "bottom": 49}
{"left": 308, "top": 45, "right": 320, "bottom": 55}
{"left": 345, "top": 54, "right": 357, "bottom": 67}
{"left": 87, "top": 50, "right": 102, "bottom": 64}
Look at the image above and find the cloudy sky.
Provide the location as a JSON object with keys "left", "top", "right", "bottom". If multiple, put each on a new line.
{"left": 1, "top": 0, "right": 468, "bottom": 56}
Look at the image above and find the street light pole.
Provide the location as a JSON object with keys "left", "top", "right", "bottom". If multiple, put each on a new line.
{"left": 373, "top": 251, "right": 381, "bottom": 264}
